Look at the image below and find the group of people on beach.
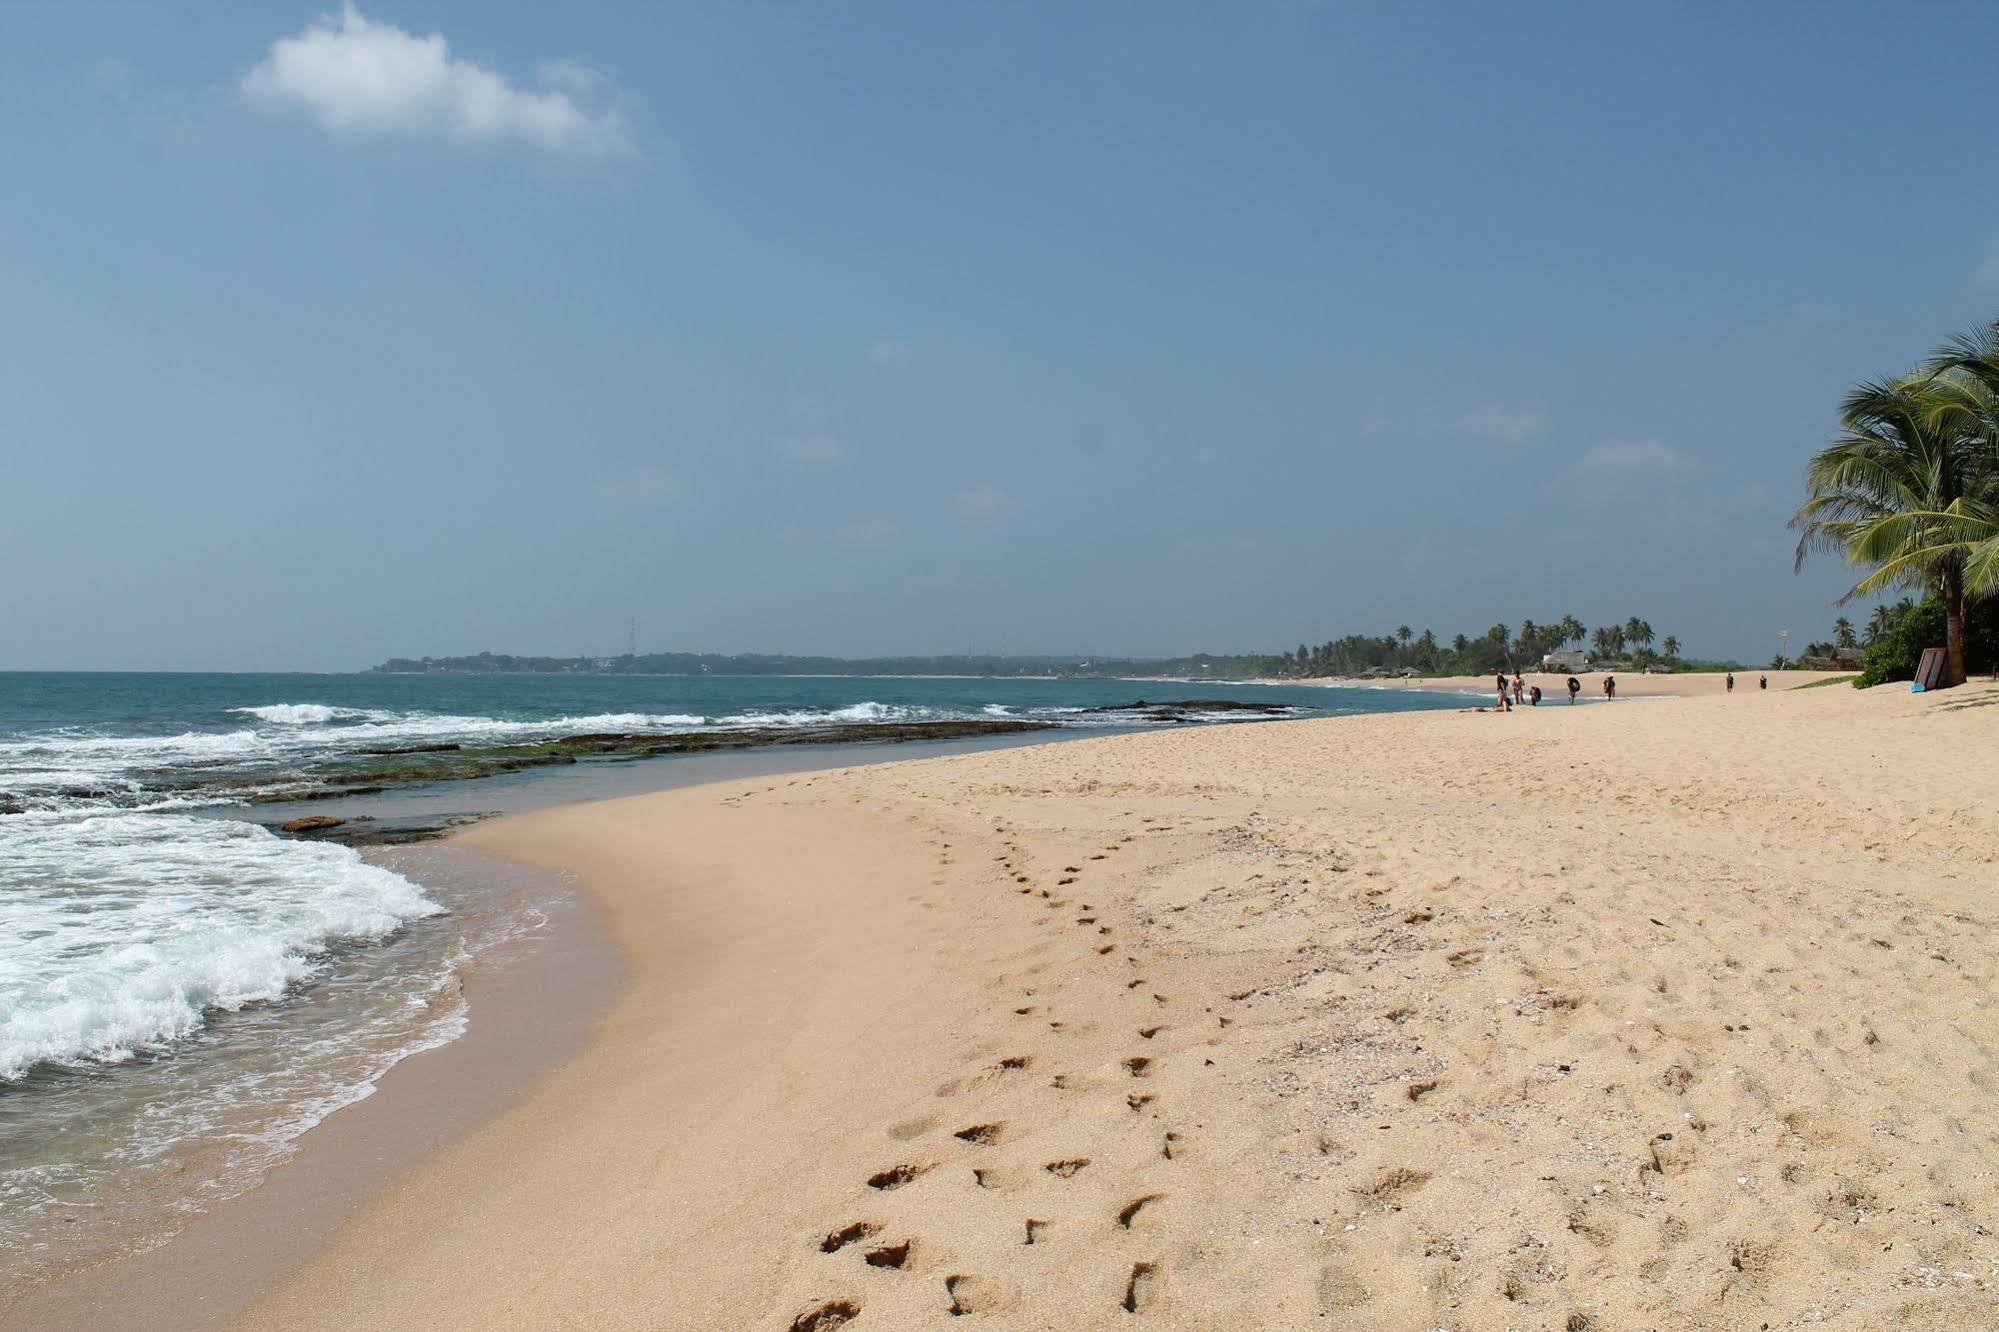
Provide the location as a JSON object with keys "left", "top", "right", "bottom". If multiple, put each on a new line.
{"left": 1489, "top": 671, "right": 1614, "bottom": 711}
{"left": 1480, "top": 669, "right": 1776, "bottom": 713}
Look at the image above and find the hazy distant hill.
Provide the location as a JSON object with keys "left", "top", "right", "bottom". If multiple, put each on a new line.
{"left": 365, "top": 651, "right": 1297, "bottom": 680}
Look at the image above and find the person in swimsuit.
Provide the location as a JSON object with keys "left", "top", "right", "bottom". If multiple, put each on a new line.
{"left": 1511, "top": 674, "right": 1525, "bottom": 705}
{"left": 1603, "top": 675, "right": 1617, "bottom": 699}
{"left": 1529, "top": 684, "right": 1542, "bottom": 706}
{"left": 1566, "top": 676, "right": 1581, "bottom": 703}
{"left": 1727, "top": 672, "right": 1736, "bottom": 693}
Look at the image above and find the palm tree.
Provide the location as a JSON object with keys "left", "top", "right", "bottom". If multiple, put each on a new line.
{"left": 1662, "top": 635, "right": 1680, "bottom": 659}
{"left": 1792, "top": 367, "right": 1999, "bottom": 686}
{"left": 1925, "top": 320, "right": 1999, "bottom": 597}
{"left": 1559, "top": 615, "right": 1586, "bottom": 648}
{"left": 1832, "top": 618, "right": 1855, "bottom": 649}
{"left": 1866, "top": 603, "right": 1897, "bottom": 642}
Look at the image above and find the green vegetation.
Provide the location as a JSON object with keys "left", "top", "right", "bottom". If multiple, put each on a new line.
{"left": 1277, "top": 614, "right": 1685, "bottom": 678}
{"left": 372, "top": 615, "right": 1694, "bottom": 682}
{"left": 1852, "top": 595, "right": 1999, "bottom": 687}
{"left": 1793, "top": 318, "right": 1999, "bottom": 686}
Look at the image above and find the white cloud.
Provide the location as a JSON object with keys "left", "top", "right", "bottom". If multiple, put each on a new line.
{"left": 601, "top": 465, "right": 674, "bottom": 499}
{"left": 1581, "top": 438, "right": 1685, "bottom": 473}
{"left": 1977, "top": 238, "right": 1999, "bottom": 288}
{"left": 91, "top": 56, "right": 135, "bottom": 91}
{"left": 774, "top": 434, "right": 850, "bottom": 463}
{"left": 1361, "top": 401, "right": 1544, "bottom": 443}
{"left": 1450, "top": 404, "right": 1544, "bottom": 443}
{"left": 868, "top": 338, "right": 912, "bottom": 368}
{"left": 954, "top": 485, "right": 1014, "bottom": 519}
{"left": 243, "top": 5, "right": 627, "bottom": 154}
{"left": 837, "top": 519, "right": 896, "bottom": 544}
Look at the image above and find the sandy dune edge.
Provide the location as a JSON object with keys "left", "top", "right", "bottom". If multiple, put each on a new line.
{"left": 241, "top": 682, "right": 1999, "bottom": 1330}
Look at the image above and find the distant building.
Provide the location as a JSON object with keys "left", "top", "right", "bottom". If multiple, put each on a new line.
{"left": 1541, "top": 649, "right": 1591, "bottom": 673}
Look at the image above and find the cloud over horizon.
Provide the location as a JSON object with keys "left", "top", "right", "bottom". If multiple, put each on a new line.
{"left": 1361, "top": 401, "right": 1545, "bottom": 444}
{"left": 953, "top": 485, "right": 1014, "bottom": 519}
{"left": 774, "top": 434, "right": 850, "bottom": 463}
{"left": 242, "top": 5, "right": 628, "bottom": 153}
{"left": 1977, "top": 238, "right": 1999, "bottom": 288}
{"left": 1581, "top": 438, "right": 1686, "bottom": 473}
{"left": 868, "top": 338, "right": 912, "bottom": 368}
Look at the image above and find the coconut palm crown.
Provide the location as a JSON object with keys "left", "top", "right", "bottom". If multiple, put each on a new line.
{"left": 1791, "top": 363, "right": 1999, "bottom": 684}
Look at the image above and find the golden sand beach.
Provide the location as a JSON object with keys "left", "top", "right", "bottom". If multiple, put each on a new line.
{"left": 195, "top": 672, "right": 1999, "bottom": 1330}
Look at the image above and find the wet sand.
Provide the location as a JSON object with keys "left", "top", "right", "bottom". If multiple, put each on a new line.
{"left": 215, "top": 675, "right": 1999, "bottom": 1329}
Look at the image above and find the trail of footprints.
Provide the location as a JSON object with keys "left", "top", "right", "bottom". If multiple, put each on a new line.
{"left": 790, "top": 823, "right": 1185, "bottom": 1328}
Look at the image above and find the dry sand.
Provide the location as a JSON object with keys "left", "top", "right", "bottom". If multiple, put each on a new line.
{"left": 234, "top": 677, "right": 1998, "bottom": 1330}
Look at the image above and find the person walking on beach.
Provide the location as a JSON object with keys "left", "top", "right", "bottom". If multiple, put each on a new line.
{"left": 1567, "top": 675, "right": 1581, "bottom": 703}
{"left": 1496, "top": 681, "right": 1512, "bottom": 711}
{"left": 1727, "top": 672, "right": 1736, "bottom": 693}
{"left": 1511, "top": 674, "right": 1525, "bottom": 706}
{"left": 1759, "top": 674, "right": 1768, "bottom": 690}
{"left": 1603, "top": 675, "right": 1617, "bottom": 699}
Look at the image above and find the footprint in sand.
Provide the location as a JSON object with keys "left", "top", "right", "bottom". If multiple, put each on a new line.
{"left": 862, "top": 1239, "right": 915, "bottom": 1270}
{"left": 1117, "top": 1194, "right": 1166, "bottom": 1229}
{"left": 1123, "top": 1262, "right": 1164, "bottom": 1313}
{"left": 1045, "top": 1157, "right": 1091, "bottom": 1177}
{"left": 953, "top": 1122, "right": 1008, "bottom": 1145}
{"left": 867, "top": 1162, "right": 934, "bottom": 1191}
{"left": 945, "top": 1273, "right": 1006, "bottom": 1315}
{"left": 819, "top": 1221, "right": 881, "bottom": 1253}
{"left": 789, "top": 1299, "right": 861, "bottom": 1331}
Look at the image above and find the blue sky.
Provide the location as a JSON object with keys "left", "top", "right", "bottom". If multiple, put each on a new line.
{"left": 5, "top": 2, "right": 1998, "bottom": 670}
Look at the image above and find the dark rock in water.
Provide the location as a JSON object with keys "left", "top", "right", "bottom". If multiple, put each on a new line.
{"left": 246, "top": 718, "right": 1055, "bottom": 806}
{"left": 355, "top": 743, "right": 464, "bottom": 756}
{"left": 329, "top": 812, "right": 496, "bottom": 846}
{"left": 278, "top": 814, "right": 347, "bottom": 834}
{"left": 1082, "top": 699, "right": 1296, "bottom": 720}
{"left": 0, "top": 796, "right": 24, "bottom": 815}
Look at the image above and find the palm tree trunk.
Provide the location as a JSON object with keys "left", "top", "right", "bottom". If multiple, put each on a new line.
{"left": 1943, "top": 562, "right": 1968, "bottom": 686}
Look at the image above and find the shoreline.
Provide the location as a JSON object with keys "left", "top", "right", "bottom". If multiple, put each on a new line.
{"left": 4, "top": 848, "right": 618, "bottom": 1331}
{"left": 16, "top": 678, "right": 1998, "bottom": 1328}
{"left": 2, "top": 727, "right": 1095, "bottom": 1329}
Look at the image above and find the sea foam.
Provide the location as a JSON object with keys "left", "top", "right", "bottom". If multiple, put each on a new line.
{"left": 0, "top": 813, "right": 442, "bottom": 1081}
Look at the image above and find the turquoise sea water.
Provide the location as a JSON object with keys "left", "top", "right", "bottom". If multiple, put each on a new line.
{"left": 0, "top": 670, "right": 1471, "bottom": 1294}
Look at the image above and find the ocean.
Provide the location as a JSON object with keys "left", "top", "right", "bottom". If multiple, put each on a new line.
{"left": 0, "top": 670, "right": 1472, "bottom": 1296}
